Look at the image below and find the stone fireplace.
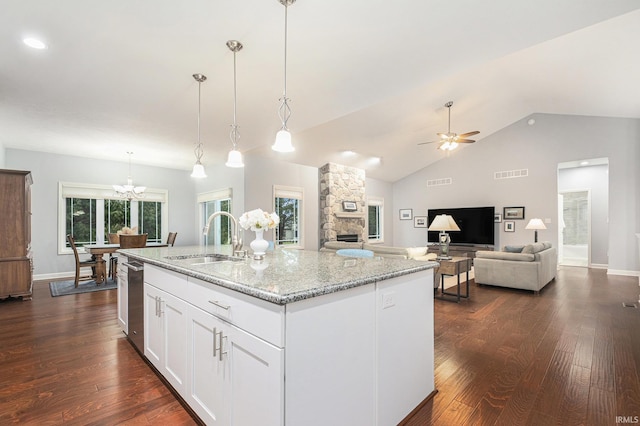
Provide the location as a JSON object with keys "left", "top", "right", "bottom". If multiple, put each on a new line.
{"left": 319, "top": 163, "right": 366, "bottom": 247}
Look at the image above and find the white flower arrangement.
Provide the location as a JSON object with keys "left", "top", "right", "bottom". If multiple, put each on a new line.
{"left": 239, "top": 208, "right": 280, "bottom": 232}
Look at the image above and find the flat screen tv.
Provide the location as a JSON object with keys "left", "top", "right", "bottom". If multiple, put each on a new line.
{"left": 427, "top": 206, "right": 495, "bottom": 246}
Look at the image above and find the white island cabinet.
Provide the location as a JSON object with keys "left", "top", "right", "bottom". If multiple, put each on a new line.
{"left": 142, "top": 260, "right": 434, "bottom": 426}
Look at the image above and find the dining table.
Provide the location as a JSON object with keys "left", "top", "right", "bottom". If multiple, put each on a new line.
{"left": 83, "top": 242, "right": 168, "bottom": 284}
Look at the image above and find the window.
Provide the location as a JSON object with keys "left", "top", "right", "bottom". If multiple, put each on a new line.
{"left": 367, "top": 197, "right": 384, "bottom": 243}
{"left": 274, "top": 185, "right": 303, "bottom": 248}
{"left": 198, "top": 188, "right": 233, "bottom": 246}
{"left": 59, "top": 182, "right": 168, "bottom": 253}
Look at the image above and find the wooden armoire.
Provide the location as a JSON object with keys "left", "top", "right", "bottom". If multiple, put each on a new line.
{"left": 0, "top": 169, "right": 33, "bottom": 300}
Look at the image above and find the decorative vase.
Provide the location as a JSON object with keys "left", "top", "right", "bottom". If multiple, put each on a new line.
{"left": 250, "top": 229, "right": 269, "bottom": 260}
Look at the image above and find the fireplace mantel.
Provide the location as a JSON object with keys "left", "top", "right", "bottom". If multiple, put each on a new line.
{"left": 335, "top": 212, "right": 366, "bottom": 219}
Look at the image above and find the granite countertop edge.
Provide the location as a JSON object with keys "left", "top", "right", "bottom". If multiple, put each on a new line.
{"left": 120, "top": 248, "right": 437, "bottom": 305}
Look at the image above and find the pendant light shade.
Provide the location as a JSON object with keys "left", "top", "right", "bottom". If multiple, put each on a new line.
{"left": 191, "top": 163, "right": 207, "bottom": 178}
{"left": 191, "top": 73, "right": 207, "bottom": 178}
{"left": 226, "top": 40, "right": 245, "bottom": 168}
{"left": 272, "top": 0, "right": 296, "bottom": 153}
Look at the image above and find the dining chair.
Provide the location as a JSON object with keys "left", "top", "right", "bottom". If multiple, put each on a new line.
{"left": 108, "top": 233, "right": 120, "bottom": 280}
{"left": 67, "top": 234, "right": 99, "bottom": 287}
{"left": 119, "top": 233, "right": 148, "bottom": 249}
{"left": 166, "top": 232, "right": 177, "bottom": 246}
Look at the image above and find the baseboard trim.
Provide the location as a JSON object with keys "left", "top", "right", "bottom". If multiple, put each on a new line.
{"left": 607, "top": 269, "right": 640, "bottom": 277}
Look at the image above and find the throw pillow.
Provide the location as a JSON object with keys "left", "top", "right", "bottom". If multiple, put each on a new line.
{"left": 504, "top": 245, "right": 525, "bottom": 253}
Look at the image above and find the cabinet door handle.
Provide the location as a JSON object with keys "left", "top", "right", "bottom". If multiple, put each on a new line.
{"left": 213, "top": 327, "right": 217, "bottom": 358}
{"left": 208, "top": 300, "right": 230, "bottom": 310}
{"left": 218, "top": 330, "right": 227, "bottom": 361}
{"left": 154, "top": 296, "right": 159, "bottom": 317}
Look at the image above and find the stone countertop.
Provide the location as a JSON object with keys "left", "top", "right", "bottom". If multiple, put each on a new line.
{"left": 118, "top": 245, "right": 438, "bottom": 305}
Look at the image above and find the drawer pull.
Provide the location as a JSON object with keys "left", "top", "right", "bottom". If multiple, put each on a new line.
{"left": 208, "top": 300, "right": 230, "bottom": 310}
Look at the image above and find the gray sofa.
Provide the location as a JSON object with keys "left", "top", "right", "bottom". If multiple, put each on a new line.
{"left": 474, "top": 241, "right": 557, "bottom": 293}
{"left": 319, "top": 241, "right": 436, "bottom": 261}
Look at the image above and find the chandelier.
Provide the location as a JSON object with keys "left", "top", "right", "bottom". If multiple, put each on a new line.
{"left": 191, "top": 73, "right": 208, "bottom": 178}
{"left": 225, "top": 40, "right": 245, "bottom": 168}
{"left": 271, "top": 0, "right": 296, "bottom": 153}
{"left": 113, "top": 152, "right": 146, "bottom": 200}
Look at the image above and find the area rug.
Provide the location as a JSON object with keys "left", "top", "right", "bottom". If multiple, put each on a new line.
{"left": 49, "top": 278, "right": 117, "bottom": 297}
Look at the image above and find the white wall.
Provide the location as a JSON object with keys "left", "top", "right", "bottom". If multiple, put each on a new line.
{"left": 243, "top": 155, "right": 319, "bottom": 250}
{"left": 7, "top": 149, "right": 199, "bottom": 276}
{"left": 0, "top": 141, "right": 5, "bottom": 168}
{"left": 392, "top": 114, "right": 640, "bottom": 275}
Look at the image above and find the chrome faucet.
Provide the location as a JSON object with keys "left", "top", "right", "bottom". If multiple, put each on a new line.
{"left": 203, "top": 211, "right": 244, "bottom": 255}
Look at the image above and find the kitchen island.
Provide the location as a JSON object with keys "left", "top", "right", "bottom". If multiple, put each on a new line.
{"left": 118, "top": 245, "right": 438, "bottom": 426}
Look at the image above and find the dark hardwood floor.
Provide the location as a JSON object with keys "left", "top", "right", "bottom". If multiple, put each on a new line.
{"left": 1, "top": 267, "right": 639, "bottom": 425}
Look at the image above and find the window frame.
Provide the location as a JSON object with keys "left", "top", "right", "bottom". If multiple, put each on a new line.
{"left": 367, "top": 196, "right": 384, "bottom": 243}
{"left": 198, "top": 188, "right": 233, "bottom": 246}
{"left": 273, "top": 185, "right": 304, "bottom": 249}
{"left": 58, "top": 182, "right": 168, "bottom": 254}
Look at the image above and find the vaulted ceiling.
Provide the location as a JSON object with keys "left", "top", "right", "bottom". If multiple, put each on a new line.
{"left": 2, "top": 1, "right": 639, "bottom": 182}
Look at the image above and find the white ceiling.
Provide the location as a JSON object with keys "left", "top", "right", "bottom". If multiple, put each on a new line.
{"left": 2, "top": 1, "right": 639, "bottom": 182}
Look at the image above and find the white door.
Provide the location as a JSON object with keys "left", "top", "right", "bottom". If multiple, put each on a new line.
{"left": 144, "top": 283, "right": 163, "bottom": 367}
{"left": 162, "top": 292, "right": 188, "bottom": 394}
{"left": 117, "top": 270, "right": 128, "bottom": 334}
{"left": 226, "top": 323, "right": 284, "bottom": 426}
{"left": 186, "top": 305, "right": 229, "bottom": 425}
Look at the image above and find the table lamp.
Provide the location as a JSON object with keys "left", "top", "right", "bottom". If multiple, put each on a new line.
{"left": 428, "top": 214, "right": 460, "bottom": 260}
{"left": 525, "top": 218, "right": 546, "bottom": 242}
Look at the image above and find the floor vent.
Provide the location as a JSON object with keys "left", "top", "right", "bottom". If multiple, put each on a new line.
{"left": 494, "top": 169, "right": 529, "bottom": 180}
{"left": 622, "top": 302, "right": 638, "bottom": 308}
{"left": 427, "top": 178, "right": 452, "bottom": 187}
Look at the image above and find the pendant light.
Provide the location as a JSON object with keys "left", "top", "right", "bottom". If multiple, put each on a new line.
{"left": 113, "top": 151, "right": 146, "bottom": 200}
{"left": 191, "top": 73, "right": 207, "bottom": 178}
{"left": 271, "top": 0, "right": 296, "bottom": 153}
{"left": 225, "top": 40, "right": 245, "bottom": 168}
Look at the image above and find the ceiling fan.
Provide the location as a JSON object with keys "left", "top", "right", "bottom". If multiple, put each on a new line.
{"left": 418, "top": 101, "right": 479, "bottom": 151}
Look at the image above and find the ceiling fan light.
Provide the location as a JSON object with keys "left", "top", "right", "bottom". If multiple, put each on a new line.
{"left": 225, "top": 149, "right": 245, "bottom": 168}
{"left": 449, "top": 141, "right": 458, "bottom": 150}
{"left": 191, "top": 163, "right": 207, "bottom": 178}
{"left": 272, "top": 129, "right": 294, "bottom": 152}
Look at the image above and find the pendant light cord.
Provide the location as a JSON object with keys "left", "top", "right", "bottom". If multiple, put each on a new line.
{"left": 278, "top": 1, "right": 292, "bottom": 130}
{"left": 195, "top": 79, "right": 204, "bottom": 162}
{"left": 231, "top": 48, "right": 239, "bottom": 148}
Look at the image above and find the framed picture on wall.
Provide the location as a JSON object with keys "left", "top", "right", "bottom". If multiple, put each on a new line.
{"left": 414, "top": 216, "right": 428, "bottom": 228}
{"left": 503, "top": 206, "right": 525, "bottom": 220}
{"left": 504, "top": 221, "right": 515, "bottom": 232}
{"left": 399, "top": 209, "right": 413, "bottom": 220}
{"left": 342, "top": 201, "right": 357, "bottom": 211}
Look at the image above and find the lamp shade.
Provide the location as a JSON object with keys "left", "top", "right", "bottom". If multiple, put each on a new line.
{"left": 225, "top": 149, "right": 245, "bottom": 168}
{"left": 191, "top": 163, "right": 207, "bottom": 178}
{"left": 272, "top": 129, "right": 294, "bottom": 152}
{"left": 525, "top": 218, "right": 547, "bottom": 230}
{"left": 428, "top": 214, "right": 461, "bottom": 232}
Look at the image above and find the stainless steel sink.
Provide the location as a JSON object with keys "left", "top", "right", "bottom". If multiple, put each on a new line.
{"left": 164, "top": 253, "right": 243, "bottom": 265}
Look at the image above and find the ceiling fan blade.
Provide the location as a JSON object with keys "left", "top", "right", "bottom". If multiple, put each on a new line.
{"left": 417, "top": 140, "right": 439, "bottom": 146}
{"left": 456, "top": 139, "right": 476, "bottom": 144}
{"left": 458, "top": 131, "right": 479, "bottom": 138}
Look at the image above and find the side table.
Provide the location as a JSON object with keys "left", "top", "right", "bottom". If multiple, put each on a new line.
{"left": 435, "top": 256, "right": 472, "bottom": 302}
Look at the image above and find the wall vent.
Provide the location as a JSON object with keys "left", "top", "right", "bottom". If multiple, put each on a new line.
{"left": 427, "top": 178, "right": 452, "bottom": 187}
{"left": 494, "top": 169, "right": 529, "bottom": 180}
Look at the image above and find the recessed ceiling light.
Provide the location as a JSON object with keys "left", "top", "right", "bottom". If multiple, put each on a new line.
{"left": 527, "top": 118, "right": 535, "bottom": 126}
{"left": 23, "top": 37, "right": 47, "bottom": 49}
{"left": 580, "top": 161, "right": 589, "bottom": 166}
{"left": 342, "top": 150, "right": 357, "bottom": 157}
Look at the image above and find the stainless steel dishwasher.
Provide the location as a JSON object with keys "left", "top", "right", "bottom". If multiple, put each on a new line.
{"left": 123, "top": 261, "right": 144, "bottom": 353}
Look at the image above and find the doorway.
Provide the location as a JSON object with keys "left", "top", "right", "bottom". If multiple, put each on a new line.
{"left": 557, "top": 158, "right": 609, "bottom": 269}
{"left": 559, "top": 190, "right": 590, "bottom": 267}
